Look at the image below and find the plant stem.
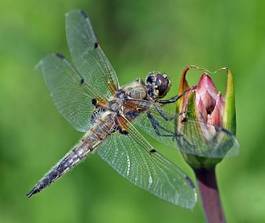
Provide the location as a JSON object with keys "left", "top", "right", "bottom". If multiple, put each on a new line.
{"left": 194, "top": 167, "right": 226, "bottom": 223}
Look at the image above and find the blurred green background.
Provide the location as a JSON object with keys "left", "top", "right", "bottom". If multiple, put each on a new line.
{"left": 0, "top": 0, "right": 264, "bottom": 222}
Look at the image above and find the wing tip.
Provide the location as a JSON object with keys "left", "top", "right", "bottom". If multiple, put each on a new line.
{"left": 35, "top": 52, "right": 66, "bottom": 71}
{"left": 185, "top": 197, "right": 197, "bottom": 209}
{"left": 65, "top": 9, "right": 79, "bottom": 17}
{"left": 65, "top": 9, "right": 88, "bottom": 19}
{"left": 170, "top": 188, "right": 197, "bottom": 209}
{"left": 185, "top": 175, "right": 196, "bottom": 189}
{"left": 79, "top": 10, "right": 88, "bottom": 18}
{"left": 169, "top": 175, "right": 197, "bottom": 209}
{"left": 34, "top": 61, "right": 42, "bottom": 71}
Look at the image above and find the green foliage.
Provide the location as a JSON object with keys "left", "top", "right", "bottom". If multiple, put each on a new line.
{"left": 0, "top": 0, "right": 264, "bottom": 222}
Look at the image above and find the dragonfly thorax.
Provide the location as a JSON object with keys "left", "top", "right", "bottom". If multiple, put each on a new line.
{"left": 107, "top": 82, "right": 148, "bottom": 114}
{"left": 121, "top": 81, "right": 147, "bottom": 100}
{"left": 108, "top": 99, "right": 123, "bottom": 113}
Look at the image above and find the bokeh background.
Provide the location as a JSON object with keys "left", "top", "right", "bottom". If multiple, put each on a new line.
{"left": 0, "top": 0, "right": 264, "bottom": 222}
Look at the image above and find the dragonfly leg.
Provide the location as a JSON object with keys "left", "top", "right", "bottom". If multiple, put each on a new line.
{"left": 158, "top": 83, "right": 196, "bottom": 105}
{"left": 146, "top": 112, "right": 175, "bottom": 138}
{"left": 153, "top": 105, "right": 175, "bottom": 121}
{"left": 158, "top": 94, "right": 183, "bottom": 104}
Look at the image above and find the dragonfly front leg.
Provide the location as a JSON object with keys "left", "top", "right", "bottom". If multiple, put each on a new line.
{"left": 158, "top": 94, "right": 183, "bottom": 105}
{"left": 158, "top": 86, "right": 196, "bottom": 105}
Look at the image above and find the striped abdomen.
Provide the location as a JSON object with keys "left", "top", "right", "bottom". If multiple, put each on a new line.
{"left": 27, "top": 111, "right": 116, "bottom": 198}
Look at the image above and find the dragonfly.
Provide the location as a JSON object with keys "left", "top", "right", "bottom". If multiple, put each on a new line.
{"left": 27, "top": 9, "right": 197, "bottom": 208}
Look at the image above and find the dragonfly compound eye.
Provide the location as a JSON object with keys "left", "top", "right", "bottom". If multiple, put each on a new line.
{"left": 155, "top": 73, "right": 171, "bottom": 97}
{"left": 146, "top": 72, "right": 171, "bottom": 98}
{"left": 145, "top": 74, "right": 155, "bottom": 85}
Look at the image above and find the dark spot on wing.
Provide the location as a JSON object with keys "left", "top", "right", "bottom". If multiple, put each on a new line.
{"left": 185, "top": 176, "right": 195, "bottom": 189}
{"left": 80, "top": 10, "right": 88, "bottom": 18}
{"left": 149, "top": 149, "right": 157, "bottom": 154}
{"left": 80, "top": 78, "right": 84, "bottom": 85}
{"left": 119, "top": 128, "right": 128, "bottom": 135}
{"left": 55, "top": 53, "right": 65, "bottom": 59}
{"left": 94, "top": 42, "right": 99, "bottom": 49}
{"left": 91, "top": 98, "right": 97, "bottom": 106}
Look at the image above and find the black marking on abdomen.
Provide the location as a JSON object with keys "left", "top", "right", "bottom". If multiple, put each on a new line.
{"left": 94, "top": 42, "right": 99, "bottom": 49}
{"left": 26, "top": 145, "right": 90, "bottom": 198}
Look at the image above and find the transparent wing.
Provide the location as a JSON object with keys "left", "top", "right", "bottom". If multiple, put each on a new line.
{"left": 127, "top": 99, "right": 239, "bottom": 158}
{"left": 37, "top": 53, "right": 103, "bottom": 132}
{"left": 176, "top": 117, "right": 240, "bottom": 158}
{"left": 65, "top": 10, "right": 119, "bottom": 97}
{"left": 133, "top": 103, "right": 177, "bottom": 148}
{"left": 97, "top": 119, "right": 196, "bottom": 208}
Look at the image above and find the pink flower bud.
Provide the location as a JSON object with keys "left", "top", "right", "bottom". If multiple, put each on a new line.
{"left": 195, "top": 74, "right": 225, "bottom": 128}
{"left": 176, "top": 66, "right": 239, "bottom": 168}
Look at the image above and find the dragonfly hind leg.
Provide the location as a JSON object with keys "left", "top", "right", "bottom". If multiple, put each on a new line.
{"left": 154, "top": 105, "right": 175, "bottom": 121}
{"left": 146, "top": 112, "right": 175, "bottom": 139}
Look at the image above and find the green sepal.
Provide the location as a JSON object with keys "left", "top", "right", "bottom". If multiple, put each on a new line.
{"left": 223, "top": 69, "right": 236, "bottom": 134}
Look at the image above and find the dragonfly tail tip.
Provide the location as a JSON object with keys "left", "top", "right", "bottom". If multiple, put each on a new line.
{"left": 26, "top": 187, "right": 39, "bottom": 198}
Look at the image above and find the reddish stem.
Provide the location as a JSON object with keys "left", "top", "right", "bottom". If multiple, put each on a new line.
{"left": 194, "top": 167, "right": 226, "bottom": 223}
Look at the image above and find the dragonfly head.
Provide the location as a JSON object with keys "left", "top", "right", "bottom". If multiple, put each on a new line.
{"left": 145, "top": 72, "right": 171, "bottom": 99}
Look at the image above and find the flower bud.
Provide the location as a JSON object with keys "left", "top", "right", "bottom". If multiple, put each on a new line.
{"left": 176, "top": 66, "right": 239, "bottom": 169}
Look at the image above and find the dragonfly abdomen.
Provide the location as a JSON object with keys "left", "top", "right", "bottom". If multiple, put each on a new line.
{"left": 26, "top": 141, "right": 93, "bottom": 198}
{"left": 27, "top": 111, "right": 117, "bottom": 198}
